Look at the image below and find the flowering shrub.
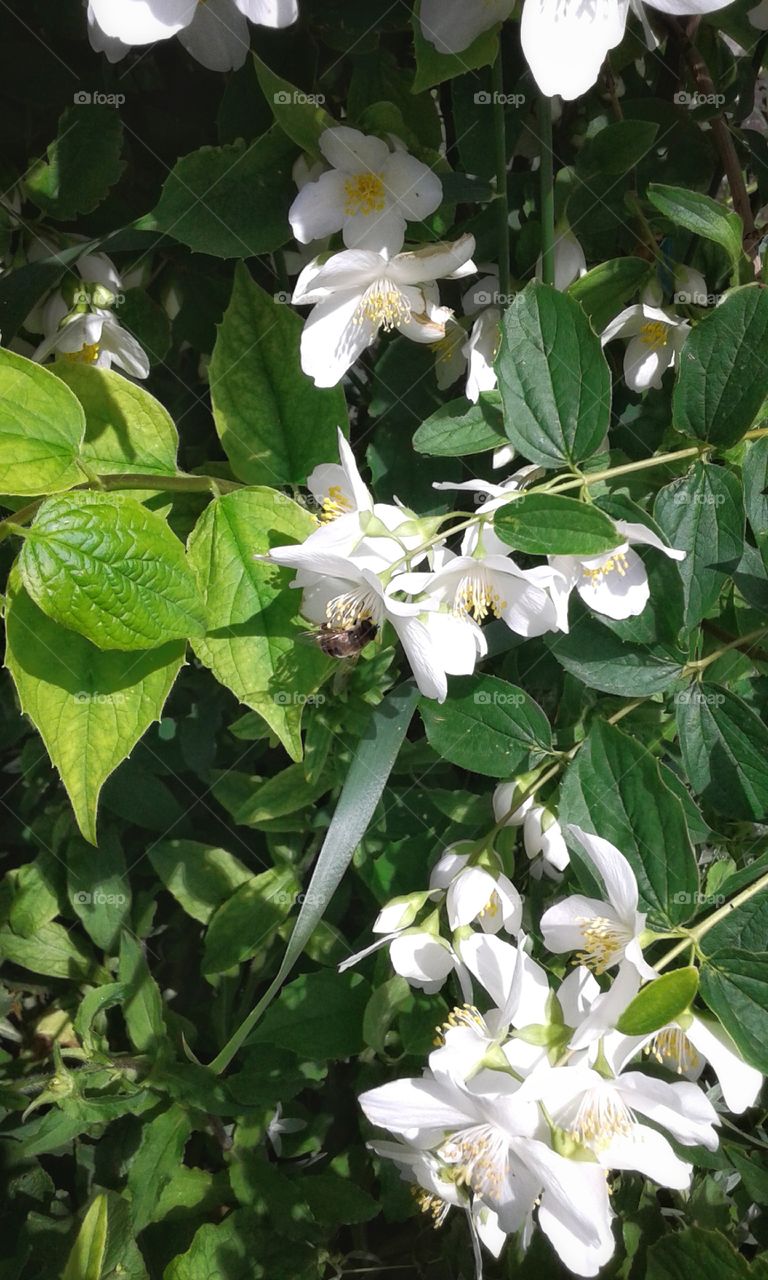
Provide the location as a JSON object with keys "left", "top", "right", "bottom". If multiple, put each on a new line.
{"left": 2, "top": 1, "right": 768, "bottom": 1277}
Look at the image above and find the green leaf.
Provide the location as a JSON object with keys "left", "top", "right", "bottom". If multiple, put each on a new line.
{"left": 303, "top": 1172, "right": 379, "bottom": 1225}
{"left": 149, "top": 841, "right": 251, "bottom": 924}
{"left": 647, "top": 1226, "right": 756, "bottom": 1280}
{"left": 654, "top": 463, "right": 744, "bottom": 630}
{"left": 26, "top": 105, "right": 124, "bottom": 220}
{"left": 0, "top": 920, "right": 103, "bottom": 983}
{"left": 18, "top": 492, "right": 205, "bottom": 650}
{"left": 202, "top": 866, "right": 298, "bottom": 975}
{"left": 494, "top": 493, "right": 620, "bottom": 556}
{"left": 251, "top": 53, "right": 334, "bottom": 156}
{"left": 648, "top": 183, "right": 744, "bottom": 265}
{"left": 62, "top": 1193, "right": 108, "bottom": 1280}
{"left": 53, "top": 363, "right": 178, "bottom": 478}
{"left": 577, "top": 121, "right": 659, "bottom": 176}
{"left": 411, "top": 3, "right": 501, "bottom": 89}
{"left": 676, "top": 683, "right": 768, "bottom": 821}
{"left": 249, "top": 969, "right": 370, "bottom": 1060}
{"left": 0, "top": 348, "right": 85, "bottom": 495}
{"left": 127, "top": 1104, "right": 192, "bottom": 1232}
{"left": 412, "top": 394, "right": 506, "bottom": 457}
{"left": 673, "top": 286, "right": 768, "bottom": 447}
{"left": 209, "top": 682, "right": 419, "bottom": 1072}
{"left": 568, "top": 257, "right": 654, "bottom": 331}
{"left": 559, "top": 719, "right": 699, "bottom": 927}
{"left": 419, "top": 674, "right": 552, "bottom": 777}
{"left": 209, "top": 264, "right": 345, "bottom": 486}
{"left": 700, "top": 949, "right": 768, "bottom": 1073}
{"left": 5, "top": 578, "right": 184, "bottom": 842}
{"left": 118, "top": 929, "right": 167, "bottom": 1055}
{"left": 616, "top": 967, "right": 699, "bottom": 1035}
{"left": 212, "top": 764, "right": 332, "bottom": 828}
{"left": 67, "top": 829, "right": 131, "bottom": 952}
{"left": 547, "top": 617, "right": 686, "bottom": 695}
{"left": 495, "top": 282, "right": 611, "bottom": 468}
{"left": 187, "top": 486, "right": 329, "bottom": 762}
{"left": 702, "top": 890, "right": 768, "bottom": 955}
{"left": 144, "top": 128, "right": 295, "bottom": 258}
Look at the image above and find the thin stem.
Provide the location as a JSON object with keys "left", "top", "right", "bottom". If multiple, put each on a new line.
{"left": 492, "top": 48, "right": 511, "bottom": 300}
{"left": 684, "top": 626, "right": 768, "bottom": 675}
{"left": 538, "top": 95, "right": 555, "bottom": 288}
{"left": 656, "top": 866, "right": 768, "bottom": 971}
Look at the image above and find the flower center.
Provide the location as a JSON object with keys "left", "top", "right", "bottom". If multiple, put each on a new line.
{"left": 433, "top": 1003, "right": 486, "bottom": 1047}
{"left": 320, "top": 485, "right": 354, "bottom": 522}
{"left": 412, "top": 1186, "right": 451, "bottom": 1228}
{"left": 64, "top": 341, "right": 100, "bottom": 365}
{"left": 570, "top": 1086, "right": 634, "bottom": 1150}
{"left": 326, "top": 585, "right": 380, "bottom": 629}
{"left": 640, "top": 320, "right": 668, "bottom": 350}
{"left": 344, "top": 171, "right": 386, "bottom": 216}
{"left": 438, "top": 1123, "right": 508, "bottom": 1199}
{"left": 646, "top": 1026, "right": 702, "bottom": 1075}
{"left": 575, "top": 916, "right": 629, "bottom": 974}
{"left": 581, "top": 551, "right": 629, "bottom": 589}
{"left": 355, "top": 279, "right": 411, "bottom": 331}
{"left": 454, "top": 571, "right": 507, "bottom": 622}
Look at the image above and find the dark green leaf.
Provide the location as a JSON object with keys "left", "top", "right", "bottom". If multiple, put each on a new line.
{"left": 654, "top": 463, "right": 744, "bottom": 630}
{"left": 494, "top": 493, "right": 620, "bottom": 556}
{"left": 700, "top": 949, "right": 768, "bottom": 1072}
{"left": 413, "top": 394, "right": 506, "bottom": 457}
{"left": 420, "top": 674, "right": 552, "bottom": 777}
{"left": 676, "top": 683, "right": 768, "bottom": 821}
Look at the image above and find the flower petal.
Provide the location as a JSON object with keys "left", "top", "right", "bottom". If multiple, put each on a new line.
{"left": 289, "top": 171, "right": 347, "bottom": 244}
{"left": 383, "top": 151, "right": 443, "bottom": 221}
{"left": 90, "top": 0, "right": 197, "bottom": 42}
{"left": 576, "top": 545, "right": 650, "bottom": 620}
{"left": 320, "top": 126, "right": 390, "bottom": 175}
{"left": 177, "top": 0, "right": 249, "bottom": 70}
{"left": 521, "top": 0, "right": 628, "bottom": 100}
{"left": 568, "top": 825, "right": 639, "bottom": 921}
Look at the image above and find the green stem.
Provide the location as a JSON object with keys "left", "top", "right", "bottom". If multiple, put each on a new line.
{"left": 538, "top": 95, "right": 555, "bottom": 287}
{"left": 683, "top": 626, "right": 768, "bottom": 675}
{"left": 492, "top": 47, "right": 511, "bottom": 301}
{"left": 656, "top": 866, "right": 768, "bottom": 972}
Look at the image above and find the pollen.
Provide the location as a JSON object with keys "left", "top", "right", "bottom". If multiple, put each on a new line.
{"left": 571, "top": 1087, "right": 634, "bottom": 1150}
{"left": 64, "top": 341, "right": 100, "bottom": 365}
{"left": 433, "top": 1003, "right": 485, "bottom": 1046}
{"left": 640, "top": 320, "right": 668, "bottom": 350}
{"left": 581, "top": 551, "right": 629, "bottom": 589}
{"left": 575, "top": 916, "right": 628, "bottom": 975}
{"left": 355, "top": 279, "right": 411, "bottom": 331}
{"left": 320, "top": 485, "right": 353, "bottom": 522}
{"left": 344, "top": 171, "right": 386, "bottom": 217}
{"left": 326, "top": 587, "right": 377, "bottom": 629}
{"left": 439, "top": 1123, "right": 508, "bottom": 1199}
{"left": 454, "top": 573, "right": 507, "bottom": 623}
{"left": 646, "top": 1026, "right": 702, "bottom": 1075}
{"left": 412, "top": 1186, "right": 450, "bottom": 1228}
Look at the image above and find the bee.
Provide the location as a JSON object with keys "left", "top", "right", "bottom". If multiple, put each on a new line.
{"left": 302, "top": 618, "right": 378, "bottom": 659}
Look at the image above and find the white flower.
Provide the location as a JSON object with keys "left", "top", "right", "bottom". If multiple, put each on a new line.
{"left": 601, "top": 302, "right": 690, "bottom": 392}
{"left": 419, "top": 0, "right": 515, "bottom": 54}
{"left": 339, "top": 925, "right": 468, "bottom": 996}
{"left": 520, "top": 1059, "right": 719, "bottom": 1188}
{"left": 33, "top": 311, "right": 150, "bottom": 379}
{"left": 414, "top": 548, "right": 560, "bottom": 638}
{"left": 613, "top": 1008, "right": 763, "bottom": 1115}
{"left": 521, "top": 0, "right": 733, "bottom": 102}
{"left": 428, "top": 850, "right": 523, "bottom": 935}
{"left": 360, "top": 1069, "right": 616, "bottom": 1277}
{"left": 546, "top": 518, "right": 686, "bottom": 626}
{"left": 88, "top": 0, "right": 297, "bottom": 69}
{"left": 523, "top": 805, "right": 570, "bottom": 878}
{"left": 536, "top": 228, "right": 587, "bottom": 291}
{"left": 292, "top": 235, "right": 476, "bottom": 387}
{"left": 306, "top": 426, "right": 373, "bottom": 523}
{"left": 289, "top": 127, "right": 442, "bottom": 254}
{"left": 540, "top": 825, "right": 656, "bottom": 979}
{"left": 432, "top": 272, "right": 503, "bottom": 403}
{"left": 266, "top": 1102, "right": 306, "bottom": 1156}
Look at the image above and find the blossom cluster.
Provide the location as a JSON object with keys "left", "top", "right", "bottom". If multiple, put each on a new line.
{"left": 356, "top": 824, "right": 763, "bottom": 1276}
{"left": 266, "top": 429, "right": 685, "bottom": 702}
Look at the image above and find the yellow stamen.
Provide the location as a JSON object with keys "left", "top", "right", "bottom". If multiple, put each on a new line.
{"left": 433, "top": 1003, "right": 485, "bottom": 1047}
{"left": 640, "top": 320, "right": 668, "bottom": 350}
{"left": 64, "top": 341, "right": 100, "bottom": 365}
{"left": 355, "top": 279, "right": 411, "bottom": 331}
{"left": 582, "top": 551, "right": 629, "bottom": 589}
{"left": 575, "top": 916, "right": 628, "bottom": 975}
{"left": 439, "top": 1124, "right": 507, "bottom": 1198}
{"left": 344, "top": 172, "right": 386, "bottom": 217}
{"left": 412, "top": 1186, "right": 451, "bottom": 1228}
{"left": 646, "top": 1026, "right": 701, "bottom": 1075}
{"left": 454, "top": 573, "right": 507, "bottom": 623}
{"left": 326, "top": 588, "right": 376, "bottom": 629}
{"left": 320, "top": 485, "right": 353, "bottom": 522}
{"left": 570, "top": 1087, "right": 634, "bottom": 1150}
